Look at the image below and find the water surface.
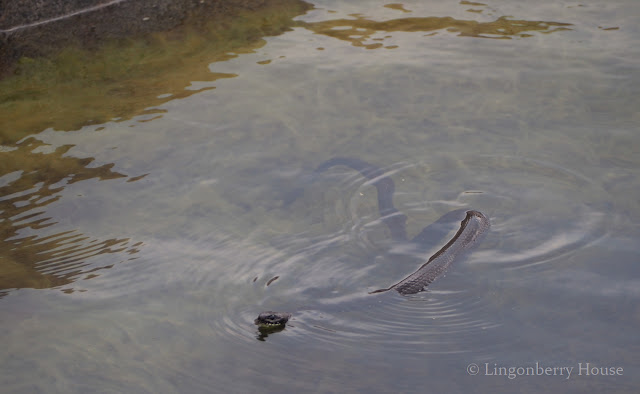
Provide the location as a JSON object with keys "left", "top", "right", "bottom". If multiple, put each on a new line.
{"left": 1, "top": 0, "right": 639, "bottom": 392}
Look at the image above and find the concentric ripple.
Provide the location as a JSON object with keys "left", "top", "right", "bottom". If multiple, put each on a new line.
{"left": 214, "top": 154, "right": 609, "bottom": 357}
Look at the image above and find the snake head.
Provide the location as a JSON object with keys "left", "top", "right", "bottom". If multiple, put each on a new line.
{"left": 254, "top": 311, "right": 292, "bottom": 329}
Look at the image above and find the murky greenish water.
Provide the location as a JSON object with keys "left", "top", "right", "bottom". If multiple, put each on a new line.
{"left": 1, "top": 0, "right": 639, "bottom": 392}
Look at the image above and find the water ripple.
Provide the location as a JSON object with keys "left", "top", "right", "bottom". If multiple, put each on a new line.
{"left": 214, "top": 154, "right": 611, "bottom": 355}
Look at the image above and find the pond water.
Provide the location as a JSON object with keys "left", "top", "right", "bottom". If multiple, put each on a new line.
{"left": 1, "top": 0, "right": 639, "bottom": 392}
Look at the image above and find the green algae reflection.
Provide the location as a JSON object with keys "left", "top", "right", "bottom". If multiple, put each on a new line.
{"left": 0, "top": 0, "right": 314, "bottom": 143}
{"left": 295, "top": 13, "right": 572, "bottom": 50}
{"left": 0, "top": 138, "right": 142, "bottom": 297}
{"left": 0, "top": 0, "right": 313, "bottom": 297}
{"left": 0, "top": 1, "right": 571, "bottom": 142}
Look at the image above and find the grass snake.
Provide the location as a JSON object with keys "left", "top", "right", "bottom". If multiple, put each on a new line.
{"left": 255, "top": 158, "right": 489, "bottom": 330}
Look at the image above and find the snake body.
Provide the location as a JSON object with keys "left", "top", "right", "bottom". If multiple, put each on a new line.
{"left": 371, "top": 210, "right": 489, "bottom": 295}
{"left": 254, "top": 158, "right": 489, "bottom": 328}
